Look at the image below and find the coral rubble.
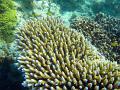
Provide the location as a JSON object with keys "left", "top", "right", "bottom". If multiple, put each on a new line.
{"left": 17, "top": 17, "right": 120, "bottom": 89}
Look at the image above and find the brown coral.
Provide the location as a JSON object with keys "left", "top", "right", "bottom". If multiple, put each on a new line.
{"left": 70, "top": 15, "right": 120, "bottom": 64}
{"left": 95, "top": 12, "right": 120, "bottom": 63}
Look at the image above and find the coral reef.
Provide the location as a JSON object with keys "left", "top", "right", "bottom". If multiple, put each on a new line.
{"left": 0, "top": 47, "right": 13, "bottom": 64}
{"left": 0, "top": 0, "right": 17, "bottom": 43}
{"left": 0, "top": 43, "right": 18, "bottom": 64}
{"left": 0, "top": 0, "right": 17, "bottom": 65}
{"left": 15, "top": 0, "right": 60, "bottom": 19}
{"left": 53, "top": 0, "right": 93, "bottom": 22}
{"left": 17, "top": 17, "right": 120, "bottom": 89}
{"left": 52, "top": 0, "right": 120, "bottom": 25}
{"left": 70, "top": 16, "right": 105, "bottom": 42}
{"left": 0, "top": 0, "right": 120, "bottom": 90}
{"left": 94, "top": 13, "right": 120, "bottom": 63}
{"left": 15, "top": 0, "right": 120, "bottom": 31}
{"left": 70, "top": 16, "right": 110, "bottom": 61}
{"left": 70, "top": 13, "right": 120, "bottom": 64}
{"left": 32, "top": 0, "right": 60, "bottom": 17}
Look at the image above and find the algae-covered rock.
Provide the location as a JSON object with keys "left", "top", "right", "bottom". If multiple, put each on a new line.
{"left": 0, "top": 0, "right": 17, "bottom": 43}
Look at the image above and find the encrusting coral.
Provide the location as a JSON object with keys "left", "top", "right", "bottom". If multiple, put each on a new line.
{"left": 17, "top": 17, "right": 120, "bottom": 89}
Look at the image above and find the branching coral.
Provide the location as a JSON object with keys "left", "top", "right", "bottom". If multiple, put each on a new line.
{"left": 94, "top": 12, "right": 120, "bottom": 32}
{"left": 0, "top": 0, "right": 17, "bottom": 64}
{"left": 70, "top": 14, "right": 120, "bottom": 64}
{"left": 94, "top": 13, "right": 120, "bottom": 64}
{"left": 16, "top": 17, "right": 120, "bottom": 89}
{"left": 70, "top": 16, "right": 106, "bottom": 42}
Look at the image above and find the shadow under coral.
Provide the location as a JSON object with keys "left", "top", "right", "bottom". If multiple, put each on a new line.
{"left": 0, "top": 57, "right": 28, "bottom": 90}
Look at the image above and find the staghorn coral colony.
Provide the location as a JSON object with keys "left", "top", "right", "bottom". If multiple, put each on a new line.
{"left": 17, "top": 17, "right": 120, "bottom": 89}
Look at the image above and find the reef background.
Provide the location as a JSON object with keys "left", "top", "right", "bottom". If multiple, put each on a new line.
{"left": 0, "top": 0, "right": 120, "bottom": 90}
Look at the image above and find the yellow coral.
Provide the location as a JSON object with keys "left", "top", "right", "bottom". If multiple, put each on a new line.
{"left": 111, "top": 42, "right": 119, "bottom": 47}
{"left": 17, "top": 17, "right": 120, "bottom": 89}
